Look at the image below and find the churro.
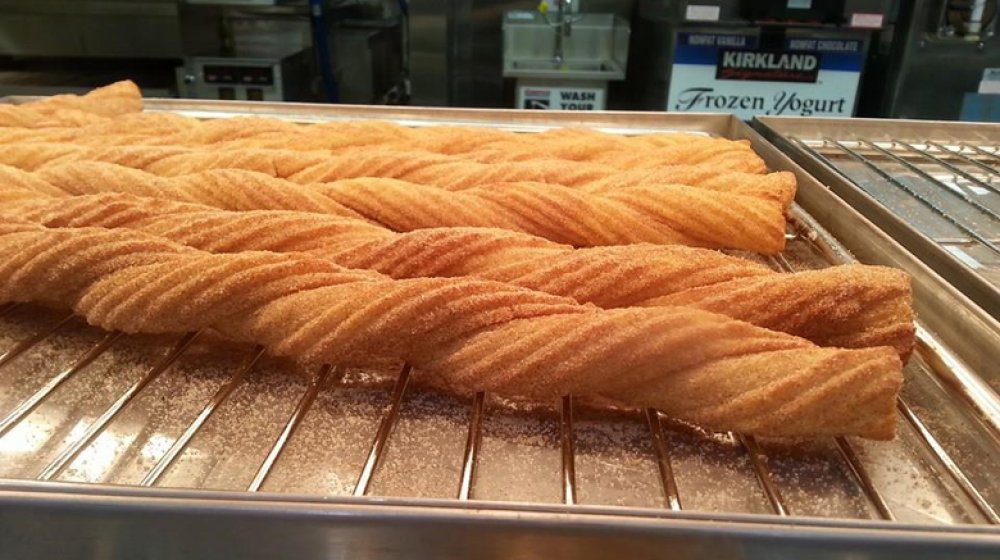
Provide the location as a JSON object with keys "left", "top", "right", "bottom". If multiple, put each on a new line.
{"left": 7, "top": 162, "right": 788, "bottom": 252}
{"left": 0, "top": 219, "right": 903, "bottom": 439}
{"left": 3, "top": 190, "right": 914, "bottom": 358}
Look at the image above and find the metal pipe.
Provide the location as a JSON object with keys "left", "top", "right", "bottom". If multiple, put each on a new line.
{"left": 354, "top": 364, "right": 411, "bottom": 497}
{"left": 560, "top": 395, "right": 577, "bottom": 505}
{"left": 37, "top": 332, "right": 200, "bottom": 481}
{"left": 138, "top": 347, "right": 263, "bottom": 487}
{"left": 457, "top": 392, "right": 485, "bottom": 500}
{"left": 645, "top": 409, "right": 682, "bottom": 511}
{"left": 248, "top": 364, "right": 339, "bottom": 492}
{"left": 0, "top": 332, "right": 121, "bottom": 438}
{"left": 736, "top": 433, "right": 790, "bottom": 516}
{"left": 0, "top": 314, "right": 75, "bottom": 371}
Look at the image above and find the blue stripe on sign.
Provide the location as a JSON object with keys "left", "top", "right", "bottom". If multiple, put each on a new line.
{"left": 820, "top": 52, "right": 863, "bottom": 72}
{"left": 675, "top": 47, "right": 863, "bottom": 71}
{"left": 673, "top": 44, "right": 719, "bottom": 65}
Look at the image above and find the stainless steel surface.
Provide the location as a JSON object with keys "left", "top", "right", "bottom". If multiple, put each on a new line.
{"left": 0, "top": 331, "right": 121, "bottom": 439}
{"left": 754, "top": 116, "right": 1000, "bottom": 324}
{"left": 0, "top": 0, "right": 182, "bottom": 59}
{"left": 247, "top": 364, "right": 338, "bottom": 492}
{"left": 502, "top": 12, "right": 629, "bottom": 80}
{"left": 409, "top": 0, "right": 634, "bottom": 107}
{"left": 0, "top": 313, "right": 73, "bottom": 370}
{"left": 0, "top": 101, "right": 999, "bottom": 558}
{"left": 34, "top": 332, "right": 202, "bottom": 482}
{"left": 139, "top": 347, "right": 266, "bottom": 487}
{"left": 878, "top": 0, "right": 1000, "bottom": 120}
{"left": 897, "top": 398, "right": 1000, "bottom": 524}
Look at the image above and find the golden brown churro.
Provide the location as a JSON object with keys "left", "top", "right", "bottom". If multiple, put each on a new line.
{"left": 3, "top": 191, "right": 915, "bottom": 358}
{"left": 5, "top": 162, "right": 788, "bottom": 252}
{"left": 0, "top": 108, "right": 765, "bottom": 171}
{"left": 0, "top": 81, "right": 141, "bottom": 128}
{"left": 0, "top": 219, "right": 903, "bottom": 439}
{"left": 0, "top": 143, "right": 790, "bottom": 203}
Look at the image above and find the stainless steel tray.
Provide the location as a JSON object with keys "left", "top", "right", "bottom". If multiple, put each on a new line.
{"left": 1, "top": 100, "right": 999, "bottom": 559}
{"left": 753, "top": 117, "right": 1000, "bottom": 321}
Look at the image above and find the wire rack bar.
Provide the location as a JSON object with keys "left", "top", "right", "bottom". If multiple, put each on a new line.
{"left": 0, "top": 331, "right": 121, "bottom": 438}
{"left": 897, "top": 398, "right": 1000, "bottom": 524}
{"left": 834, "top": 437, "right": 895, "bottom": 521}
{"left": 560, "top": 395, "right": 577, "bottom": 505}
{"left": 961, "top": 142, "right": 1000, "bottom": 163}
{"left": 0, "top": 313, "right": 75, "bottom": 371}
{"left": 913, "top": 325, "right": 1000, "bottom": 441}
{"left": 645, "top": 409, "right": 682, "bottom": 511}
{"left": 896, "top": 140, "right": 1000, "bottom": 197}
{"left": 457, "top": 391, "right": 485, "bottom": 500}
{"left": 247, "top": 364, "right": 339, "bottom": 492}
{"left": 736, "top": 433, "right": 789, "bottom": 516}
{"left": 860, "top": 139, "right": 1000, "bottom": 221}
{"left": 818, "top": 138, "right": 1000, "bottom": 255}
{"left": 353, "top": 364, "right": 411, "bottom": 497}
{"left": 37, "top": 331, "right": 200, "bottom": 481}
{"left": 926, "top": 140, "right": 1000, "bottom": 175}
{"left": 140, "top": 346, "right": 264, "bottom": 487}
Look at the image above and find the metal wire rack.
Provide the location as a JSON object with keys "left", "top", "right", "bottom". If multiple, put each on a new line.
{"left": 1, "top": 105, "right": 999, "bottom": 559}
{"left": 787, "top": 137, "right": 1000, "bottom": 278}
{"left": 1, "top": 222, "right": 997, "bottom": 525}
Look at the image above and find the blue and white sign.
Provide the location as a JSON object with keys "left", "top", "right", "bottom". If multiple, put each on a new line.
{"left": 667, "top": 32, "right": 865, "bottom": 118}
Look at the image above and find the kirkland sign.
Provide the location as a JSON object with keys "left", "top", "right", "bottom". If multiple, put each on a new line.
{"left": 667, "top": 33, "right": 864, "bottom": 118}
{"left": 716, "top": 51, "right": 820, "bottom": 82}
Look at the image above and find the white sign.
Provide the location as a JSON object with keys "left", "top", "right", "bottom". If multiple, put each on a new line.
{"left": 850, "top": 12, "right": 885, "bottom": 29}
{"left": 979, "top": 68, "right": 1000, "bottom": 94}
{"left": 518, "top": 86, "right": 606, "bottom": 111}
{"left": 666, "top": 33, "right": 864, "bottom": 119}
{"left": 685, "top": 5, "right": 720, "bottom": 22}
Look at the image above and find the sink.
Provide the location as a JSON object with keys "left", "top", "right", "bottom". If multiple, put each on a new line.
{"left": 511, "top": 60, "right": 617, "bottom": 73}
{"left": 502, "top": 12, "right": 630, "bottom": 80}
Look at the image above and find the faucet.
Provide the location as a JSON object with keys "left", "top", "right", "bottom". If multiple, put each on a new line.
{"left": 553, "top": 0, "right": 573, "bottom": 65}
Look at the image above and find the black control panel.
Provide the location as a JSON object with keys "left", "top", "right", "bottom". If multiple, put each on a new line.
{"left": 203, "top": 65, "right": 275, "bottom": 86}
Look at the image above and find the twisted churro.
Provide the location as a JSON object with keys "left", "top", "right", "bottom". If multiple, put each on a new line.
{"left": 0, "top": 81, "right": 141, "bottom": 128}
{"left": 9, "top": 162, "right": 788, "bottom": 252}
{"left": 0, "top": 103, "right": 766, "bottom": 171}
{"left": 457, "top": 139, "right": 763, "bottom": 171}
{"left": 0, "top": 143, "right": 791, "bottom": 204}
{"left": 0, "top": 163, "right": 364, "bottom": 218}
{"left": 3, "top": 191, "right": 915, "bottom": 358}
{"left": 0, "top": 219, "right": 903, "bottom": 438}
{"left": 0, "top": 112, "right": 196, "bottom": 146}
